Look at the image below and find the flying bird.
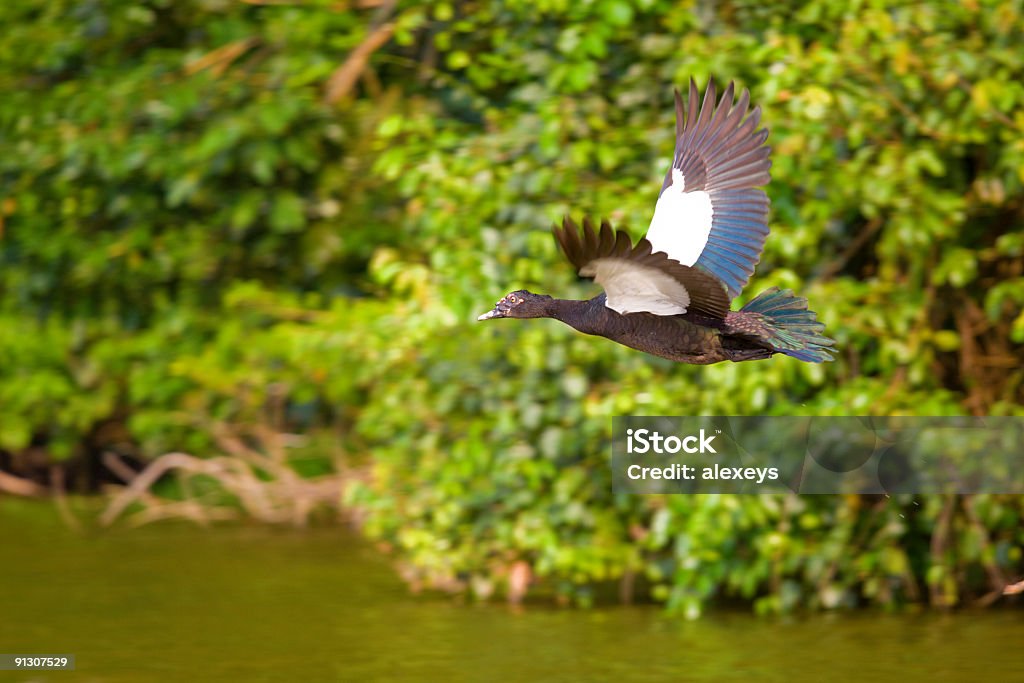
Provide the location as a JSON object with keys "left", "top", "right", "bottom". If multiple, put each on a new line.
{"left": 477, "top": 79, "right": 835, "bottom": 365}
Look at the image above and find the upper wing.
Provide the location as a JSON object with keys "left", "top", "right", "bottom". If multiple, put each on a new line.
{"left": 645, "top": 78, "right": 771, "bottom": 300}
{"left": 553, "top": 217, "right": 729, "bottom": 319}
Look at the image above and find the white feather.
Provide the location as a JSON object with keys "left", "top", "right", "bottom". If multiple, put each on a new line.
{"left": 583, "top": 258, "right": 690, "bottom": 315}
{"left": 645, "top": 168, "right": 714, "bottom": 266}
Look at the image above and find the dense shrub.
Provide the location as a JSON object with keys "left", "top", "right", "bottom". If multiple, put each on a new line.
{"left": 2, "top": 0, "right": 1022, "bottom": 613}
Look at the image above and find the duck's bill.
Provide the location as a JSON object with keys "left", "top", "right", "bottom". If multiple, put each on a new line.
{"left": 477, "top": 309, "right": 502, "bottom": 321}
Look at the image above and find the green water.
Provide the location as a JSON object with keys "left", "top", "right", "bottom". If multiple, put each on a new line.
{"left": 2, "top": 499, "right": 1021, "bottom": 682}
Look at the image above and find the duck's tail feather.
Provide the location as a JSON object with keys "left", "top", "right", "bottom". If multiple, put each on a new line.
{"left": 727, "top": 287, "right": 836, "bottom": 363}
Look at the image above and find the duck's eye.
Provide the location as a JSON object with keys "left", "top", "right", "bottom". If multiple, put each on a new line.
{"left": 507, "top": 296, "right": 517, "bottom": 304}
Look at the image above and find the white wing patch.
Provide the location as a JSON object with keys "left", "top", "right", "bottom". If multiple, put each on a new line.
{"left": 582, "top": 258, "right": 691, "bottom": 315}
{"left": 646, "top": 168, "right": 714, "bottom": 266}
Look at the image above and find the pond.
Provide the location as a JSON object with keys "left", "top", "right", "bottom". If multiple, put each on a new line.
{"left": 2, "top": 498, "right": 1020, "bottom": 682}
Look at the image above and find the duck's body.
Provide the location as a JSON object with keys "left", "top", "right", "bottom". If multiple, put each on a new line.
{"left": 578, "top": 305, "right": 774, "bottom": 365}
{"left": 545, "top": 294, "right": 733, "bottom": 364}
{"left": 496, "top": 289, "right": 810, "bottom": 364}
{"left": 478, "top": 79, "right": 835, "bottom": 365}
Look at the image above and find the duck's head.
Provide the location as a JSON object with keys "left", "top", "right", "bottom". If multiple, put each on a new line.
{"left": 477, "top": 290, "right": 551, "bottom": 320}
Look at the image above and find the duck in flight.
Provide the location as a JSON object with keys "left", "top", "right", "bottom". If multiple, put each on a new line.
{"left": 477, "top": 78, "right": 836, "bottom": 365}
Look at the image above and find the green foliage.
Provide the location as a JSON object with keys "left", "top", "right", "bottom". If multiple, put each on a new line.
{"left": 2, "top": 0, "right": 1023, "bottom": 614}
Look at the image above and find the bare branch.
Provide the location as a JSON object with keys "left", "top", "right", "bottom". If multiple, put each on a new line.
{"left": 0, "top": 470, "right": 46, "bottom": 497}
{"left": 324, "top": 4, "right": 397, "bottom": 105}
{"left": 184, "top": 37, "right": 259, "bottom": 77}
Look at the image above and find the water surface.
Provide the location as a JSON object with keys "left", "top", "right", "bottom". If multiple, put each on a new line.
{"left": 2, "top": 499, "right": 1020, "bottom": 681}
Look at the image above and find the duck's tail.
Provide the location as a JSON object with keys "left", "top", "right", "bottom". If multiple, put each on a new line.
{"left": 728, "top": 287, "right": 836, "bottom": 363}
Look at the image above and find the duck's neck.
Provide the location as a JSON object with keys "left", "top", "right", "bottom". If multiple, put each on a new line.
{"left": 546, "top": 296, "right": 612, "bottom": 335}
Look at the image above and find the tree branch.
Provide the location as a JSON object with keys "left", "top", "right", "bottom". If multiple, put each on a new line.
{"left": 324, "top": 2, "right": 397, "bottom": 104}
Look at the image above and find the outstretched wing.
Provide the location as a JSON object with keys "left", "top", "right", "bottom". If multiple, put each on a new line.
{"left": 553, "top": 217, "right": 729, "bottom": 319}
{"left": 645, "top": 78, "right": 771, "bottom": 300}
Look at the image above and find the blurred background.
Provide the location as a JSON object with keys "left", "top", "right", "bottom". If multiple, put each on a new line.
{"left": 2, "top": 0, "right": 1023, "bottom": 679}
